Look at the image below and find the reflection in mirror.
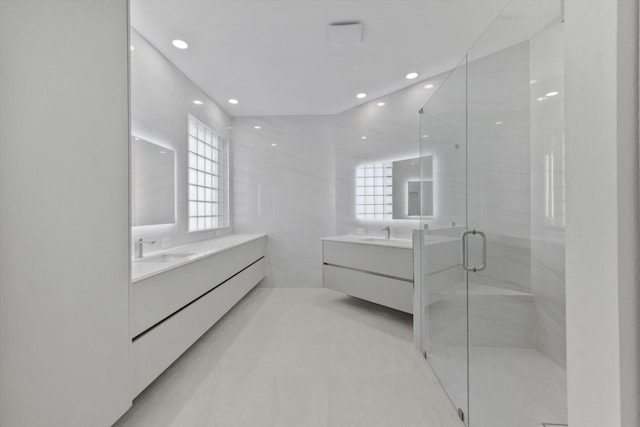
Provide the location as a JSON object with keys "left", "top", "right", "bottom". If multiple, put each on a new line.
{"left": 407, "top": 181, "right": 421, "bottom": 215}
{"left": 408, "top": 180, "right": 433, "bottom": 216}
{"left": 132, "top": 137, "right": 176, "bottom": 226}
{"left": 355, "top": 163, "right": 393, "bottom": 221}
{"left": 392, "top": 155, "right": 433, "bottom": 219}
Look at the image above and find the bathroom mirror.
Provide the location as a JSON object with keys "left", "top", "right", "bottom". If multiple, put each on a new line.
{"left": 392, "top": 156, "right": 433, "bottom": 219}
{"left": 131, "top": 137, "right": 176, "bottom": 226}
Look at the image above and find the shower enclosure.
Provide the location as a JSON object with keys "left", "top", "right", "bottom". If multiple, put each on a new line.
{"left": 417, "top": 1, "right": 566, "bottom": 426}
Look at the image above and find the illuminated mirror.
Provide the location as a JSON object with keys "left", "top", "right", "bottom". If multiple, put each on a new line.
{"left": 132, "top": 137, "right": 176, "bottom": 226}
{"left": 392, "top": 155, "right": 433, "bottom": 219}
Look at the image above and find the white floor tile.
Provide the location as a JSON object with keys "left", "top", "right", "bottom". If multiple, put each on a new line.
{"left": 113, "top": 288, "right": 463, "bottom": 427}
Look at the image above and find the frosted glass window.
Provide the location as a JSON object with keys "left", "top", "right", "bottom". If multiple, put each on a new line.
{"left": 355, "top": 163, "right": 392, "bottom": 220}
{"left": 187, "top": 115, "right": 228, "bottom": 232}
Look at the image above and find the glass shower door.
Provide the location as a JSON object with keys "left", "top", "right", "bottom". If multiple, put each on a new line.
{"left": 419, "top": 56, "right": 469, "bottom": 425}
{"left": 419, "top": 1, "right": 566, "bottom": 426}
{"left": 464, "top": 1, "right": 566, "bottom": 425}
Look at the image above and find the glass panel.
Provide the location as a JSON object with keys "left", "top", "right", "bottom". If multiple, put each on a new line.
{"left": 465, "top": 1, "right": 566, "bottom": 426}
{"left": 187, "top": 114, "right": 228, "bottom": 231}
{"left": 420, "top": 55, "right": 469, "bottom": 425}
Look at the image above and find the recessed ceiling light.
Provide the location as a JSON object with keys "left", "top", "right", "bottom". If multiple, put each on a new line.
{"left": 422, "top": 134, "right": 429, "bottom": 138}
{"left": 530, "top": 79, "right": 537, "bottom": 84}
{"left": 254, "top": 125, "right": 261, "bottom": 129}
{"left": 406, "top": 72, "right": 418, "bottom": 80}
{"left": 361, "top": 136, "right": 367, "bottom": 140}
{"left": 356, "top": 93, "right": 367, "bottom": 99}
{"left": 160, "top": 151, "right": 167, "bottom": 154}
{"left": 172, "top": 39, "right": 189, "bottom": 49}
{"left": 537, "top": 97, "right": 545, "bottom": 102}
{"left": 546, "top": 91, "right": 559, "bottom": 97}
{"left": 271, "top": 143, "right": 277, "bottom": 147}
{"left": 134, "top": 137, "right": 140, "bottom": 141}
{"left": 377, "top": 102, "right": 386, "bottom": 107}
{"left": 130, "top": 45, "right": 135, "bottom": 51}
{"left": 228, "top": 99, "right": 239, "bottom": 105}
{"left": 424, "top": 83, "right": 434, "bottom": 89}
{"left": 495, "top": 121, "right": 503, "bottom": 125}
{"left": 193, "top": 100, "right": 203, "bottom": 105}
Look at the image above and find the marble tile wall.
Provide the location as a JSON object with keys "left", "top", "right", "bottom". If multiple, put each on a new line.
{"left": 531, "top": 239, "right": 566, "bottom": 367}
{"left": 231, "top": 116, "right": 336, "bottom": 287}
{"left": 467, "top": 42, "right": 532, "bottom": 243}
{"left": 530, "top": 22, "right": 566, "bottom": 368}
{"left": 424, "top": 236, "right": 535, "bottom": 351}
{"left": 424, "top": 38, "right": 566, "bottom": 360}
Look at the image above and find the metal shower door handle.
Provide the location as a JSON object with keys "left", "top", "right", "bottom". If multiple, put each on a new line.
{"left": 461, "top": 229, "right": 487, "bottom": 272}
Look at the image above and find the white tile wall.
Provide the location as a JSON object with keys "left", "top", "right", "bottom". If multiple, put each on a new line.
{"left": 231, "top": 116, "right": 336, "bottom": 287}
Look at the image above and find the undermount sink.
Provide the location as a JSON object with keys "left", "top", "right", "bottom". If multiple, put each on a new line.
{"left": 134, "top": 252, "right": 195, "bottom": 263}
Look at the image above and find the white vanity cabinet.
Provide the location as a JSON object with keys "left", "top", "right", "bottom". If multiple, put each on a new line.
{"left": 322, "top": 236, "right": 413, "bottom": 313}
{"left": 131, "top": 234, "right": 266, "bottom": 397}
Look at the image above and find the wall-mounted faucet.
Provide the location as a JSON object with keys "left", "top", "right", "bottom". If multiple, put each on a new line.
{"left": 381, "top": 226, "right": 391, "bottom": 240}
{"left": 134, "top": 238, "right": 156, "bottom": 258}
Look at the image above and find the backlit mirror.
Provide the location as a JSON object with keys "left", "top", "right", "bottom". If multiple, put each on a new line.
{"left": 392, "top": 156, "right": 433, "bottom": 219}
{"left": 132, "top": 137, "right": 176, "bottom": 226}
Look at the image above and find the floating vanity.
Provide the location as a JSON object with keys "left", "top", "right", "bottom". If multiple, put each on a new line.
{"left": 130, "top": 234, "right": 266, "bottom": 397}
{"left": 322, "top": 235, "right": 414, "bottom": 313}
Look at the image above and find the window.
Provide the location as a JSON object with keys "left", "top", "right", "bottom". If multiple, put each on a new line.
{"left": 355, "top": 163, "right": 393, "bottom": 220}
{"left": 187, "top": 115, "right": 228, "bottom": 232}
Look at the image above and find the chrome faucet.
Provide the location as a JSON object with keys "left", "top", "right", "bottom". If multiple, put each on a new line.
{"left": 134, "top": 238, "right": 156, "bottom": 258}
{"left": 381, "top": 226, "right": 391, "bottom": 240}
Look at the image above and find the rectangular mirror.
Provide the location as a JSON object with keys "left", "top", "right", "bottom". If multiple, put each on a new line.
{"left": 392, "top": 156, "right": 433, "bottom": 219}
{"left": 132, "top": 137, "right": 176, "bottom": 226}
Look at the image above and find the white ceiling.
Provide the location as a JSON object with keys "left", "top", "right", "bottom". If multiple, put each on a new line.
{"left": 130, "top": 0, "right": 520, "bottom": 117}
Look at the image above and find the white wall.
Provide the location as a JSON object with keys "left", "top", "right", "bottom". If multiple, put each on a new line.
{"left": 130, "top": 29, "right": 232, "bottom": 253}
{"left": 0, "top": 1, "right": 131, "bottom": 426}
{"left": 565, "top": 1, "right": 639, "bottom": 426}
{"left": 232, "top": 116, "right": 336, "bottom": 287}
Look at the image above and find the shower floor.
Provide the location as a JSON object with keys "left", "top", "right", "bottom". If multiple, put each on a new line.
{"left": 428, "top": 346, "right": 567, "bottom": 427}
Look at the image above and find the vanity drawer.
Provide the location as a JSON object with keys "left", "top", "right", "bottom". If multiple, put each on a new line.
{"left": 323, "top": 264, "right": 413, "bottom": 313}
{"left": 132, "top": 236, "right": 266, "bottom": 337}
{"left": 132, "top": 258, "right": 265, "bottom": 396}
{"left": 323, "top": 240, "right": 413, "bottom": 280}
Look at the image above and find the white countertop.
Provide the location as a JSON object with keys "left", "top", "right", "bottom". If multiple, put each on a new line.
{"left": 322, "top": 233, "right": 459, "bottom": 249}
{"left": 131, "top": 234, "right": 266, "bottom": 282}
{"left": 322, "top": 235, "right": 413, "bottom": 249}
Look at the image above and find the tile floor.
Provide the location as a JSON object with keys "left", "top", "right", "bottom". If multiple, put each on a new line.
{"left": 429, "top": 346, "right": 568, "bottom": 427}
{"left": 113, "top": 287, "right": 464, "bottom": 427}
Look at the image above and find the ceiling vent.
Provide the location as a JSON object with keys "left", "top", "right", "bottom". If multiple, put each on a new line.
{"left": 328, "top": 22, "right": 362, "bottom": 47}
